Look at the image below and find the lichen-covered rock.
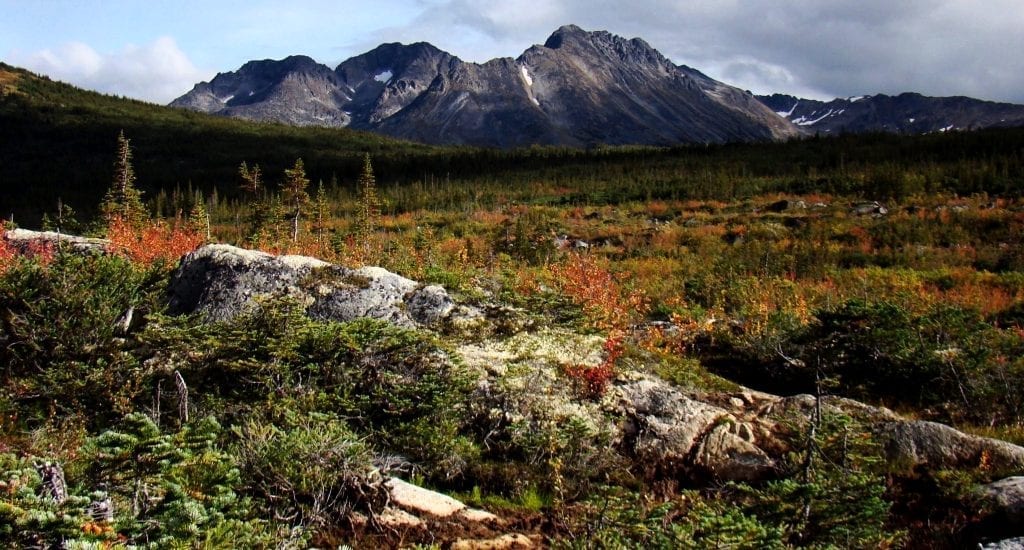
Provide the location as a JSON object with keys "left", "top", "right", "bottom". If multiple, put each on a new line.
{"left": 167, "top": 244, "right": 482, "bottom": 328}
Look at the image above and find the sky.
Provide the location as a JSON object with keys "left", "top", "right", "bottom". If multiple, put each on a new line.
{"left": 2, "top": 0, "right": 1023, "bottom": 105}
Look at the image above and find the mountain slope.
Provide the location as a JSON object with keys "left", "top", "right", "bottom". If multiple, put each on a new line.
{"left": 171, "top": 25, "right": 799, "bottom": 147}
{"left": 758, "top": 92, "right": 1024, "bottom": 135}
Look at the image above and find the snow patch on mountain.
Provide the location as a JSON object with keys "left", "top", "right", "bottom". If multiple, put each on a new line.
{"left": 520, "top": 66, "right": 533, "bottom": 86}
{"left": 793, "top": 109, "right": 835, "bottom": 126}
{"left": 776, "top": 100, "right": 799, "bottom": 118}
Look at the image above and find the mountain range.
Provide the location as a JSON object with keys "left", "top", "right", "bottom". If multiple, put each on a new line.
{"left": 170, "top": 25, "right": 797, "bottom": 147}
{"left": 757, "top": 93, "right": 1024, "bottom": 135}
{"left": 170, "top": 25, "right": 1024, "bottom": 148}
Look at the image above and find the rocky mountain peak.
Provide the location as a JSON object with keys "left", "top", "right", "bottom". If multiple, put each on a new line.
{"left": 542, "top": 24, "right": 667, "bottom": 67}
{"left": 171, "top": 25, "right": 800, "bottom": 146}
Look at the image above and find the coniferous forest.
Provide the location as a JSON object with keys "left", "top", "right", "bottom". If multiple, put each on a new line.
{"left": 2, "top": 62, "right": 1024, "bottom": 548}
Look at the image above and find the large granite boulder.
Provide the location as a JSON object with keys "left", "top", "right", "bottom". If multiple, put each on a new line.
{"left": 167, "top": 244, "right": 479, "bottom": 328}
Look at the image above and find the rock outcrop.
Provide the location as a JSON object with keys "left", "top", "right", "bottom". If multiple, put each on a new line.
{"left": 151, "top": 242, "right": 1024, "bottom": 487}
{"left": 877, "top": 421, "right": 1024, "bottom": 471}
{"left": 982, "top": 477, "right": 1024, "bottom": 525}
{"left": 167, "top": 244, "right": 481, "bottom": 329}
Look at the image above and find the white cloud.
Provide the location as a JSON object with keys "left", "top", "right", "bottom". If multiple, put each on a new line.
{"left": 9, "top": 36, "right": 213, "bottom": 104}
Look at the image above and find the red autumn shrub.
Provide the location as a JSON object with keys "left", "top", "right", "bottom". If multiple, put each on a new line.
{"left": 107, "top": 216, "right": 205, "bottom": 266}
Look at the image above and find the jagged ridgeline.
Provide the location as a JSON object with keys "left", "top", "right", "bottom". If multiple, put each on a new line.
{"left": 170, "top": 25, "right": 797, "bottom": 147}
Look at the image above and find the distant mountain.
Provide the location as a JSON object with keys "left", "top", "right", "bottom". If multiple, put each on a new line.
{"left": 756, "top": 92, "right": 1024, "bottom": 135}
{"left": 171, "top": 25, "right": 799, "bottom": 147}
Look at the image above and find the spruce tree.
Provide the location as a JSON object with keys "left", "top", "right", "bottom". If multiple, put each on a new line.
{"left": 356, "top": 153, "right": 381, "bottom": 254}
{"left": 101, "top": 130, "right": 147, "bottom": 225}
{"left": 313, "top": 180, "right": 329, "bottom": 250}
{"left": 281, "top": 158, "right": 310, "bottom": 243}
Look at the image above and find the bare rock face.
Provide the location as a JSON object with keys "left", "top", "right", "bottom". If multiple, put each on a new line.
{"left": 167, "top": 244, "right": 475, "bottom": 328}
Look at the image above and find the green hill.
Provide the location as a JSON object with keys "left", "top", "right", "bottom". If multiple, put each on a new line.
{"left": 0, "top": 63, "right": 439, "bottom": 225}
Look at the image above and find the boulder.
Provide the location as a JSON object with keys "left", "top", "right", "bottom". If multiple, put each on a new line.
{"left": 982, "top": 477, "right": 1024, "bottom": 525}
{"left": 876, "top": 421, "right": 1024, "bottom": 471}
{"left": 385, "top": 477, "right": 498, "bottom": 523}
{"left": 3, "top": 228, "right": 110, "bottom": 255}
{"left": 614, "top": 378, "right": 775, "bottom": 480}
{"left": 167, "top": 244, "right": 479, "bottom": 328}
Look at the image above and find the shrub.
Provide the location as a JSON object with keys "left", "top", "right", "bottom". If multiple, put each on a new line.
{"left": 141, "top": 302, "right": 478, "bottom": 482}
{"left": 233, "top": 412, "right": 383, "bottom": 531}
{"left": 0, "top": 251, "right": 164, "bottom": 424}
{"left": 107, "top": 215, "right": 205, "bottom": 267}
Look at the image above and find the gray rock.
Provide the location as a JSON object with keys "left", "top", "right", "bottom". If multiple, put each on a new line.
{"left": 3, "top": 228, "right": 110, "bottom": 255}
{"left": 851, "top": 201, "right": 888, "bottom": 216}
{"left": 982, "top": 477, "right": 1024, "bottom": 524}
{"left": 693, "top": 421, "right": 776, "bottom": 481}
{"left": 615, "top": 378, "right": 775, "bottom": 480}
{"left": 876, "top": 421, "right": 1024, "bottom": 471}
{"left": 168, "top": 244, "right": 477, "bottom": 328}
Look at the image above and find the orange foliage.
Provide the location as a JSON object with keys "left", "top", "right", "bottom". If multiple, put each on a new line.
{"left": 0, "top": 238, "right": 17, "bottom": 274}
{"left": 562, "top": 335, "right": 623, "bottom": 398}
{"left": 549, "top": 252, "right": 649, "bottom": 334}
{"left": 549, "top": 253, "right": 649, "bottom": 397}
{"left": 107, "top": 216, "right": 205, "bottom": 266}
{"left": 0, "top": 238, "right": 54, "bottom": 274}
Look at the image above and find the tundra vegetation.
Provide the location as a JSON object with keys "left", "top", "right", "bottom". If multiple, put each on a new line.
{"left": 1, "top": 63, "right": 1024, "bottom": 547}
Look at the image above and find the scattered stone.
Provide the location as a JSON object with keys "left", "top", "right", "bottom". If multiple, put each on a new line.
{"left": 850, "top": 201, "right": 888, "bottom": 216}
{"left": 766, "top": 199, "right": 806, "bottom": 212}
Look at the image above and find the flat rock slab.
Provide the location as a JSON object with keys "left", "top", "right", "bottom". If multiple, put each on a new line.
{"left": 385, "top": 477, "right": 497, "bottom": 522}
